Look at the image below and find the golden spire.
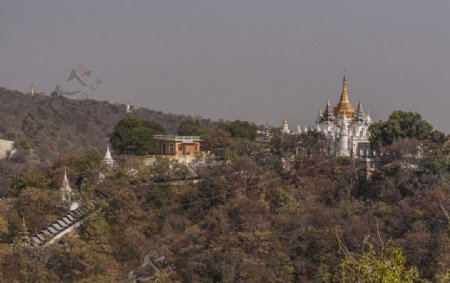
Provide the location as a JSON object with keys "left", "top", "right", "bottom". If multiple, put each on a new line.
{"left": 283, "top": 116, "right": 288, "bottom": 125}
{"left": 334, "top": 72, "right": 355, "bottom": 118}
{"left": 340, "top": 73, "right": 350, "bottom": 103}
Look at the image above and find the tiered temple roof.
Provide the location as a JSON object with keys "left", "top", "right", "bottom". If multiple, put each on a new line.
{"left": 353, "top": 101, "right": 366, "bottom": 122}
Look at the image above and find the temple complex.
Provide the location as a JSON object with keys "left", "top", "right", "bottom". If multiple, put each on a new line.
{"left": 281, "top": 74, "right": 372, "bottom": 158}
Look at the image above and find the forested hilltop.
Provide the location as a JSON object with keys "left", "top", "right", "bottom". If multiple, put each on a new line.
{"left": 0, "top": 87, "right": 448, "bottom": 282}
{"left": 0, "top": 87, "right": 213, "bottom": 163}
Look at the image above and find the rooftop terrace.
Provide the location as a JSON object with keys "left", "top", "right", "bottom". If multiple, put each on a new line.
{"left": 153, "top": 135, "right": 201, "bottom": 143}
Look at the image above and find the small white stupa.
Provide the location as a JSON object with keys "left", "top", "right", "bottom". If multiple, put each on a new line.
{"left": 29, "top": 83, "right": 35, "bottom": 97}
{"left": 104, "top": 144, "right": 115, "bottom": 167}
{"left": 60, "top": 170, "right": 72, "bottom": 204}
{"left": 281, "top": 116, "right": 290, "bottom": 134}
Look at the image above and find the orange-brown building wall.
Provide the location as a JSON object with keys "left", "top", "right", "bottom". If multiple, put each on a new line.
{"left": 155, "top": 141, "right": 200, "bottom": 156}
{"left": 178, "top": 143, "right": 200, "bottom": 156}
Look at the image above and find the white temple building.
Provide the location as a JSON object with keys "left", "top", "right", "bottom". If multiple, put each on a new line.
{"left": 280, "top": 74, "right": 372, "bottom": 158}
{"left": 315, "top": 74, "right": 372, "bottom": 158}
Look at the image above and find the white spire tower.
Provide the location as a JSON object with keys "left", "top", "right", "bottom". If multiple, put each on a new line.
{"left": 338, "top": 118, "right": 350, "bottom": 157}
{"left": 29, "top": 83, "right": 35, "bottom": 97}
{"left": 316, "top": 124, "right": 321, "bottom": 132}
{"left": 104, "top": 144, "right": 115, "bottom": 166}
{"left": 126, "top": 103, "right": 132, "bottom": 113}
{"left": 281, "top": 116, "right": 290, "bottom": 134}
{"left": 60, "top": 170, "right": 72, "bottom": 204}
{"left": 365, "top": 110, "right": 372, "bottom": 124}
{"left": 264, "top": 123, "right": 271, "bottom": 143}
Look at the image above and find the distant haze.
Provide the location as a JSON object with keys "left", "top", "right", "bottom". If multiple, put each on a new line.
{"left": 1, "top": 1, "right": 450, "bottom": 132}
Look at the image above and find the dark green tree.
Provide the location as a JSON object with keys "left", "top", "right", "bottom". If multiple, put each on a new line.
{"left": 110, "top": 117, "right": 164, "bottom": 155}
{"left": 422, "top": 149, "right": 449, "bottom": 175}
{"left": 370, "top": 111, "right": 442, "bottom": 146}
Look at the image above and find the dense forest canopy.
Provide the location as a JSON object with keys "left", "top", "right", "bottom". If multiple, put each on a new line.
{"left": 0, "top": 90, "right": 448, "bottom": 282}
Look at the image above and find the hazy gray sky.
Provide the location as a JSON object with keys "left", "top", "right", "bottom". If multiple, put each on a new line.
{"left": 1, "top": 1, "right": 450, "bottom": 131}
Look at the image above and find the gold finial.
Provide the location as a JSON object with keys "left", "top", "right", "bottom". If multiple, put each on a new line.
{"left": 340, "top": 72, "right": 350, "bottom": 103}
{"left": 333, "top": 71, "right": 355, "bottom": 118}
{"left": 283, "top": 116, "right": 288, "bottom": 124}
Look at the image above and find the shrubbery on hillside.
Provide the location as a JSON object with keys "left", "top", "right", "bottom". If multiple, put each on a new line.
{"left": 218, "top": 120, "right": 258, "bottom": 141}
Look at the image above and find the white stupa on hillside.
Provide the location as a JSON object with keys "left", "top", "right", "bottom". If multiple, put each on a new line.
{"left": 99, "top": 144, "right": 115, "bottom": 181}
{"left": 60, "top": 170, "right": 72, "bottom": 203}
{"left": 61, "top": 170, "right": 80, "bottom": 211}
{"left": 104, "top": 144, "right": 115, "bottom": 166}
{"left": 29, "top": 83, "right": 35, "bottom": 97}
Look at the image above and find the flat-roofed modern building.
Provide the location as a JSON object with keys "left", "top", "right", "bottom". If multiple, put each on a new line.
{"left": 153, "top": 135, "right": 201, "bottom": 157}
